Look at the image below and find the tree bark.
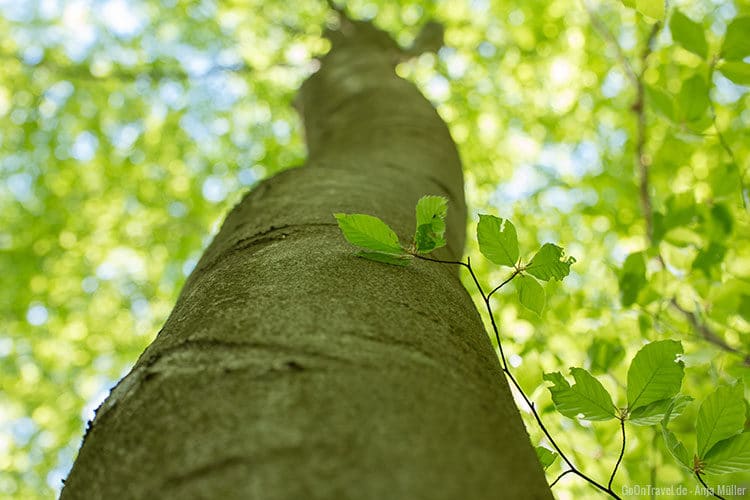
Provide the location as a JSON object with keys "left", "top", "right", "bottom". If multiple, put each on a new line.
{"left": 62, "top": 16, "right": 552, "bottom": 500}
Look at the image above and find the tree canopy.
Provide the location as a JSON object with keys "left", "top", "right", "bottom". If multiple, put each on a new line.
{"left": 1, "top": 0, "right": 749, "bottom": 498}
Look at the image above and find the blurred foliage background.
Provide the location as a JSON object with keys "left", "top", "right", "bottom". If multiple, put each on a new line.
{"left": 1, "top": 0, "right": 748, "bottom": 498}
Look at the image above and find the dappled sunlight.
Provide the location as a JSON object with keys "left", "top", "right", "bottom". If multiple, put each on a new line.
{"left": 2, "top": 0, "right": 749, "bottom": 498}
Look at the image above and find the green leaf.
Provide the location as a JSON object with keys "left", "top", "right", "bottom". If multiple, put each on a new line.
{"left": 718, "top": 61, "right": 750, "bottom": 85}
{"left": 627, "top": 340, "right": 685, "bottom": 410}
{"left": 543, "top": 368, "right": 617, "bottom": 421}
{"left": 414, "top": 195, "right": 447, "bottom": 253}
{"left": 709, "top": 204, "right": 733, "bottom": 238}
{"left": 334, "top": 213, "right": 403, "bottom": 254}
{"left": 645, "top": 85, "right": 675, "bottom": 121}
{"left": 628, "top": 394, "right": 693, "bottom": 426}
{"left": 677, "top": 75, "right": 710, "bottom": 124}
{"left": 696, "top": 382, "right": 746, "bottom": 458}
{"left": 525, "top": 243, "right": 575, "bottom": 281}
{"left": 670, "top": 10, "right": 708, "bottom": 58}
{"left": 721, "top": 16, "right": 750, "bottom": 60}
{"left": 662, "top": 428, "right": 693, "bottom": 471}
{"left": 619, "top": 251, "right": 647, "bottom": 307}
{"left": 740, "top": 295, "right": 750, "bottom": 322}
{"left": 709, "top": 163, "right": 740, "bottom": 199}
{"left": 692, "top": 242, "right": 726, "bottom": 277}
{"left": 661, "top": 402, "right": 693, "bottom": 471}
{"left": 587, "top": 338, "right": 625, "bottom": 374}
{"left": 703, "top": 433, "right": 750, "bottom": 475}
{"left": 664, "top": 191, "right": 698, "bottom": 230}
{"left": 476, "top": 215, "right": 519, "bottom": 267}
{"left": 356, "top": 251, "right": 412, "bottom": 267}
{"left": 415, "top": 195, "right": 448, "bottom": 228}
{"left": 636, "top": 0, "right": 664, "bottom": 21}
{"left": 516, "top": 274, "right": 545, "bottom": 315}
{"left": 535, "top": 446, "right": 558, "bottom": 470}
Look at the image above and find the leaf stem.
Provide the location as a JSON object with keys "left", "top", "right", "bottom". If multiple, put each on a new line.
{"left": 550, "top": 468, "right": 574, "bottom": 488}
{"left": 695, "top": 472, "right": 727, "bottom": 500}
{"left": 487, "top": 269, "right": 521, "bottom": 300}
{"left": 412, "top": 253, "right": 468, "bottom": 268}
{"left": 608, "top": 417, "right": 626, "bottom": 490}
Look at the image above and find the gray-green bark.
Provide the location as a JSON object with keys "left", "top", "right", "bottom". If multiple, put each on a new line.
{"left": 62, "top": 16, "right": 552, "bottom": 500}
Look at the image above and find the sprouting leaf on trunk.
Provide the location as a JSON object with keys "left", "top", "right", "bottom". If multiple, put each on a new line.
{"left": 413, "top": 195, "right": 448, "bottom": 253}
{"left": 334, "top": 213, "right": 404, "bottom": 254}
{"left": 477, "top": 215, "right": 519, "bottom": 267}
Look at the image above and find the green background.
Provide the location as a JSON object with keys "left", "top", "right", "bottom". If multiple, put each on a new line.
{"left": 1, "top": 0, "right": 749, "bottom": 497}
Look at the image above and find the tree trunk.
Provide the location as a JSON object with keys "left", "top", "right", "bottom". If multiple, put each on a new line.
{"left": 61, "top": 16, "right": 551, "bottom": 500}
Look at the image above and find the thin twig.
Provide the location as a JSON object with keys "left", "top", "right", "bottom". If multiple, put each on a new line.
{"left": 487, "top": 269, "right": 521, "bottom": 300}
{"left": 640, "top": 302, "right": 750, "bottom": 365}
{"left": 584, "top": 4, "right": 656, "bottom": 237}
{"left": 550, "top": 469, "right": 574, "bottom": 488}
{"left": 695, "top": 472, "right": 727, "bottom": 500}
{"left": 584, "top": 3, "right": 638, "bottom": 85}
{"left": 468, "top": 260, "right": 621, "bottom": 498}
{"left": 668, "top": 299, "right": 750, "bottom": 365}
{"left": 608, "top": 417, "right": 626, "bottom": 489}
{"left": 420, "top": 253, "right": 622, "bottom": 498}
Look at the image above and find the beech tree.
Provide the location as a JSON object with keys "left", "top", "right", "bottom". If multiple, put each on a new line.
{"left": 60, "top": 10, "right": 552, "bottom": 500}
{"left": 3, "top": 1, "right": 750, "bottom": 499}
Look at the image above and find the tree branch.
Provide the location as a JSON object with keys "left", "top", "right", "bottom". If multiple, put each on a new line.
{"left": 589, "top": 16, "right": 748, "bottom": 362}
{"left": 634, "top": 21, "right": 661, "bottom": 241}
{"left": 584, "top": 4, "right": 638, "bottom": 85}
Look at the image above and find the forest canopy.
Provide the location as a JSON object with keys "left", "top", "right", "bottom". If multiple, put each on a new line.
{"left": 1, "top": 0, "right": 749, "bottom": 498}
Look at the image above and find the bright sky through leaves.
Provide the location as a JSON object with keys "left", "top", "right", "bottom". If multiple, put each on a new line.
{"left": 2, "top": 0, "right": 749, "bottom": 498}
